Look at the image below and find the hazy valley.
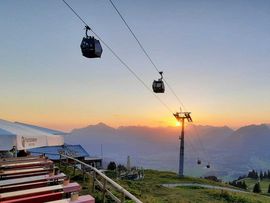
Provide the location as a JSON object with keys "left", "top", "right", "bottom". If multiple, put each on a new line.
{"left": 64, "top": 123, "right": 270, "bottom": 180}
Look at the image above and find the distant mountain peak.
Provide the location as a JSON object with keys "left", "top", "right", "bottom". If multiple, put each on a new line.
{"left": 79, "top": 122, "right": 116, "bottom": 132}
{"left": 232, "top": 124, "right": 270, "bottom": 138}
{"left": 236, "top": 124, "right": 269, "bottom": 131}
{"left": 95, "top": 122, "right": 111, "bottom": 128}
{"left": 262, "top": 123, "right": 270, "bottom": 129}
{"left": 70, "top": 122, "right": 117, "bottom": 134}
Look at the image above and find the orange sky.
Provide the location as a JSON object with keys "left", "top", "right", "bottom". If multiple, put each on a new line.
{"left": 1, "top": 1, "right": 270, "bottom": 132}
{"left": 2, "top": 110, "right": 269, "bottom": 132}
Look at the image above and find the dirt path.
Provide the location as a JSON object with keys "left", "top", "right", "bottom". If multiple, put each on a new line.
{"left": 162, "top": 183, "right": 249, "bottom": 193}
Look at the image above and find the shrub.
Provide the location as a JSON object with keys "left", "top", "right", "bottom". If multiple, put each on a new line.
{"left": 107, "top": 161, "right": 116, "bottom": 170}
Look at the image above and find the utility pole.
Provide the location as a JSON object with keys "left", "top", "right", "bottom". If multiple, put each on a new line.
{"left": 173, "top": 111, "right": 192, "bottom": 177}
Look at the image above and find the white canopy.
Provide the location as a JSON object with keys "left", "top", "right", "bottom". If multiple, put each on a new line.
{"left": 0, "top": 119, "right": 64, "bottom": 150}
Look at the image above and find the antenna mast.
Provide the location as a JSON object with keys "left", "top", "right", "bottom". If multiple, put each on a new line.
{"left": 173, "top": 111, "right": 192, "bottom": 177}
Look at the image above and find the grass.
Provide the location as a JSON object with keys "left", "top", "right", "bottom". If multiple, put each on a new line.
{"left": 239, "top": 178, "right": 270, "bottom": 194}
{"left": 59, "top": 164, "right": 270, "bottom": 203}
{"left": 116, "top": 170, "right": 270, "bottom": 203}
{"left": 205, "top": 190, "right": 270, "bottom": 203}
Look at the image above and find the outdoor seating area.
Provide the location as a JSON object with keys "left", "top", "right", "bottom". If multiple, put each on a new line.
{"left": 0, "top": 155, "right": 95, "bottom": 203}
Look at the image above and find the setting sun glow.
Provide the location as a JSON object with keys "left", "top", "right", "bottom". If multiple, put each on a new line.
{"left": 0, "top": 1, "right": 269, "bottom": 132}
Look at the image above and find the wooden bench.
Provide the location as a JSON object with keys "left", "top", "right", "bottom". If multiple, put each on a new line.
{"left": 0, "top": 156, "right": 46, "bottom": 163}
{"left": 1, "top": 191, "right": 64, "bottom": 203}
{"left": 1, "top": 171, "right": 54, "bottom": 180}
{"left": 0, "top": 182, "right": 81, "bottom": 201}
{"left": 0, "top": 167, "right": 54, "bottom": 180}
{"left": 0, "top": 173, "right": 66, "bottom": 192}
{"left": 0, "top": 160, "right": 53, "bottom": 169}
{"left": 46, "top": 195, "right": 95, "bottom": 203}
{"left": 0, "top": 181, "right": 49, "bottom": 193}
{"left": 0, "top": 173, "right": 66, "bottom": 187}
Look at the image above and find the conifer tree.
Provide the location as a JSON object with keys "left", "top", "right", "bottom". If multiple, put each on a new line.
{"left": 255, "top": 171, "right": 259, "bottom": 179}
{"left": 248, "top": 171, "right": 252, "bottom": 178}
{"left": 264, "top": 171, "right": 268, "bottom": 179}
{"left": 249, "top": 170, "right": 258, "bottom": 179}
{"left": 107, "top": 161, "right": 116, "bottom": 170}
{"left": 253, "top": 182, "right": 262, "bottom": 193}
{"left": 260, "top": 171, "right": 263, "bottom": 180}
{"left": 242, "top": 181, "right": 247, "bottom": 190}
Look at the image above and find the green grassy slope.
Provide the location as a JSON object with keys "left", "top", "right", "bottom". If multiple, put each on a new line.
{"left": 239, "top": 178, "right": 270, "bottom": 193}
{"left": 116, "top": 170, "right": 270, "bottom": 203}
{"left": 61, "top": 165, "right": 270, "bottom": 203}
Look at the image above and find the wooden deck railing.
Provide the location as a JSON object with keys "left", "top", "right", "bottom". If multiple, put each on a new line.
{"left": 59, "top": 153, "right": 143, "bottom": 203}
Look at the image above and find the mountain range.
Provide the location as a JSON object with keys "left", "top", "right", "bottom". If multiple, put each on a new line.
{"left": 64, "top": 122, "right": 270, "bottom": 180}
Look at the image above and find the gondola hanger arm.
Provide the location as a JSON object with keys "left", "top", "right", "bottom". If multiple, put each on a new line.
{"left": 85, "top": 25, "right": 91, "bottom": 37}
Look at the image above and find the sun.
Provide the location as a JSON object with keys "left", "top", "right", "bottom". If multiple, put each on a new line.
{"left": 175, "top": 121, "right": 181, "bottom": 127}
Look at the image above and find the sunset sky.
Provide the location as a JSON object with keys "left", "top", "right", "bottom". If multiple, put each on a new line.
{"left": 1, "top": 0, "right": 270, "bottom": 131}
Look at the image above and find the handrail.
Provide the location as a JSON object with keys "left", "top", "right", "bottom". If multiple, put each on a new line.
{"left": 60, "top": 153, "right": 143, "bottom": 203}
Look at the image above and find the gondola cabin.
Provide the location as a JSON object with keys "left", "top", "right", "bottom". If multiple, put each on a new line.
{"left": 152, "top": 79, "right": 165, "bottom": 93}
{"left": 152, "top": 71, "right": 165, "bottom": 93}
{"left": 206, "top": 164, "right": 210, "bottom": 168}
{"left": 81, "top": 36, "right": 102, "bottom": 58}
{"left": 80, "top": 26, "right": 103, "bottom": 58}
{"left": 197, "top": 160, "right": 201, "bottom": 165}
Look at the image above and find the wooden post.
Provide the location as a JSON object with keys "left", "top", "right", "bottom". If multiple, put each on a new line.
{"left": 121, "top": 192, "right": 125, "bottom": 203}
{"left": 92, "top": 171, "right": 96, "bottom": 193}
{"left": 87, "top": 172, "right": 92, "bottom": 193}
{"left": 102, "top": 178, "right": 107, "bottom": 203}
{"left": 82, "top": 165, "right": 86, "bottom": 183}
{"left": 59, "top": 154, "right": 62, "bottom": 168}
{"left": 73, "top": 163, "right": 76, "bottom": 176}
{"left": 65, "top": 157, "right": 68, "bottom": 171}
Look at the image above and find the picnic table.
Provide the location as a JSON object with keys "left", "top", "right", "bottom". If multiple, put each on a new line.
{"left": 0, "top": 182, "right": 81, "bottom": 201}
{"left": 0, "top": 173, "right": 66, "bottom": 193}
{"left": 0, "top": 173, "right": 66, "bottom": 187}
{"left": 1, "top": 191, "right": 64, "bottom": 203}
{"left": 46, "top": 195, "right": 95, "bottom": 203}
{"left": 0, "top": 167, "right": 54, "bottom": 180}
{"left": 0, "top": 180, "right": 48, "bottom": 193}
{"left": 0, "top": 156, "right": 95, "bottom": 203}
{"left": 0, "top": 155, "right": 46, "bottom": 163}
{"left": 0, "top": 159, "right": 53, "bottom": 169}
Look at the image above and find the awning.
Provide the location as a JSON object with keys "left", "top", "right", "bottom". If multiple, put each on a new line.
{"left": 0, "top": 119, "right": 64, "bottom": 150}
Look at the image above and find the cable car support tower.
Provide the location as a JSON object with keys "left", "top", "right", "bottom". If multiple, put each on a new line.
{"left": 173, "top": 111, "right": 193, "bottom": 177}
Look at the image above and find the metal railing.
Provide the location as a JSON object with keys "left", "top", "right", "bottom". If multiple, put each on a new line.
{"left": 59, "top": 153, "right": 143, "bottom": 203}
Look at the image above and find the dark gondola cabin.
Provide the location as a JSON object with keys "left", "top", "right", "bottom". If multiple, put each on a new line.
{"left": 80, "top": 26, "right": 102, "bottom": 58}
{"left": 197, "top": 160, "right": 201, "bottom": 165}
{"left": 152, "top": 71, "right": 165, "bottom": 93}
{"left": 206, "top": 164, "right": 210, "bottom": 168}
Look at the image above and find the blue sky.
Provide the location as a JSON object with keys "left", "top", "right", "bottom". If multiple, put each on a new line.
{"left": 0, "top": 0, "right": 270, "bottom": 130}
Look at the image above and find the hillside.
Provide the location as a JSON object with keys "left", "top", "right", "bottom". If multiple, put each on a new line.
{"left": 116, "top": 170, "right": 270, "bottom": 203}
{"left": 238, "top": 177, "right": 270, "bottom": 194}
{"left": 61, "top": 164, "right": 270, "bottom": 203}
{"left": 219, "top": 124, "right": 270, "bottom": 179}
